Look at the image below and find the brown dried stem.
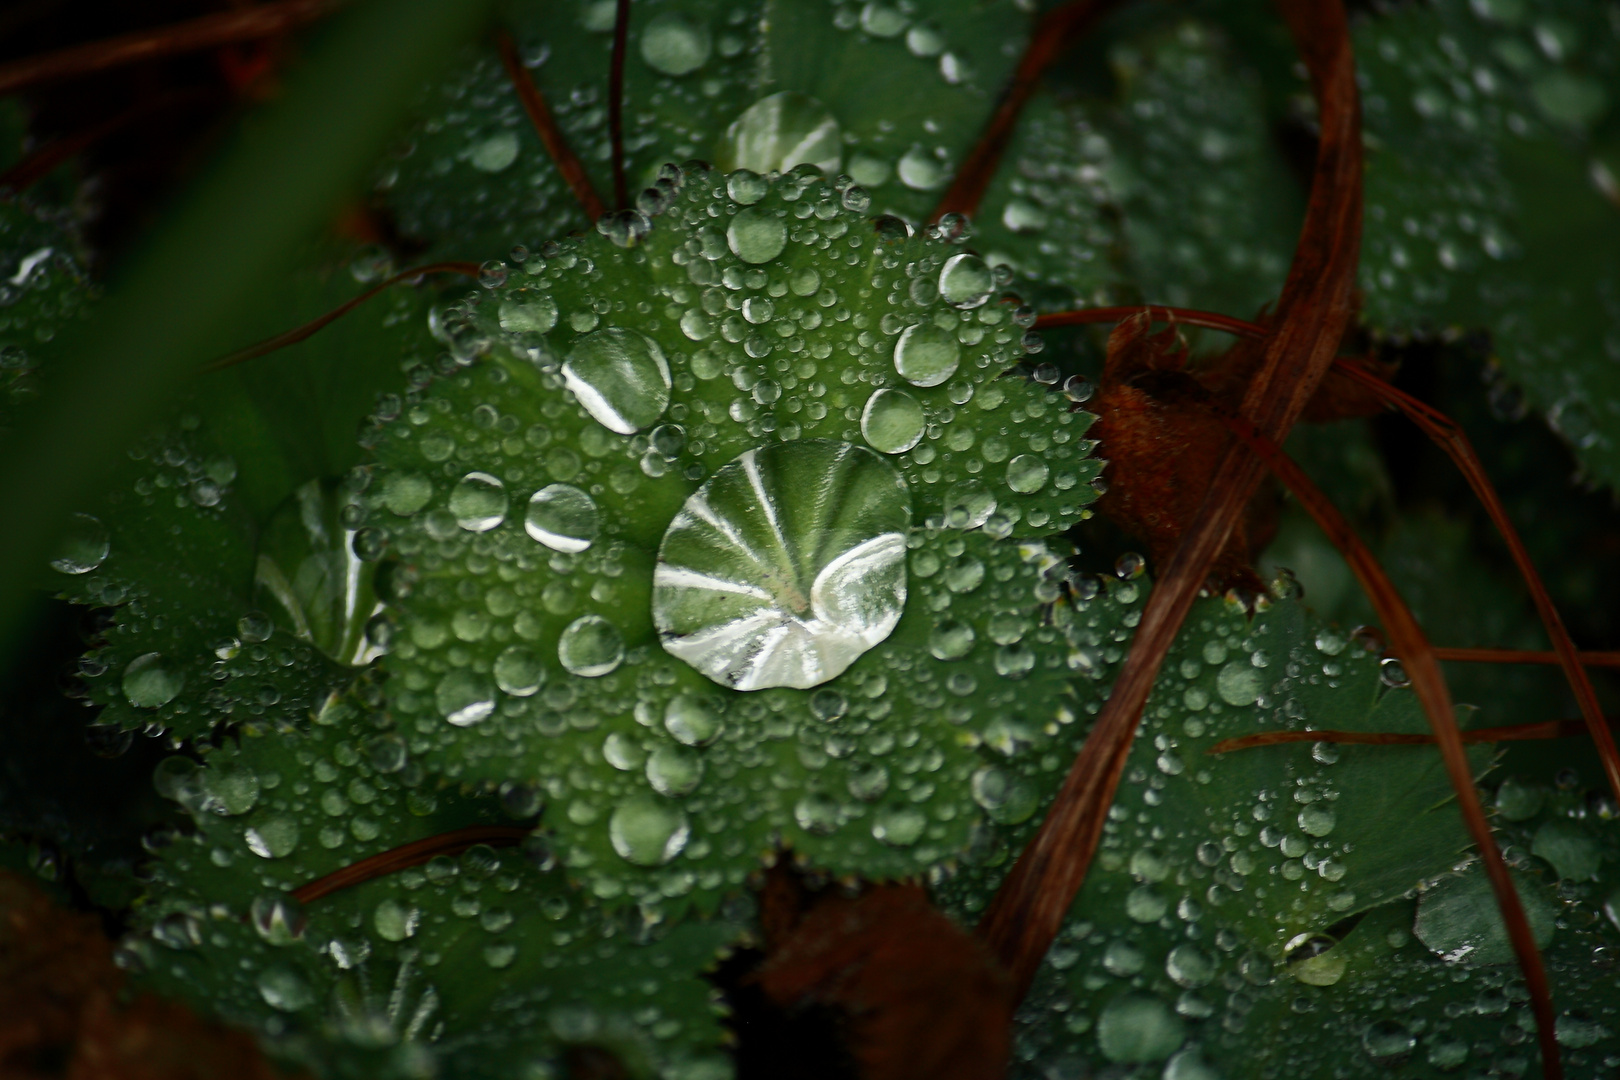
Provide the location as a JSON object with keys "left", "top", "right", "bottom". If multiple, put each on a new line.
{"left": 931, "top": 0, "right": 1121, "bottom": 222}
{"left": 1335, "top": 358, "right": 1620, "bottom": 806}
{"left": 1209, "top": 719, "right": 1592, "bottom": 755}
{"left": 199, "top": 260, "right": 480, "bottom": 373}
{"left": 495, "top": 29, "right": 607, "bottom": 221}
{"left": 977, "top": 0, "right": 1363, "bottom": 1001}
{"left": 0, "top": 0, "right": 342, "bottom": 96}
{"left": 1216, "top": 410, "right": 1563, "bottom": 1080}
{"left": 1035, "top": 305, "right": 1268, "bottom": 339}
{"left": 291, "top": 825, "right": 532, "bottom": 905}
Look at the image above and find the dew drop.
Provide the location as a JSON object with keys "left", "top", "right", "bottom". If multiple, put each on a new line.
{"left": 1361, "top": 1020, "right": 1416, "bottom": 1060}
{"left": 558, "top": 615, "right": 625, "bottom": 677}
{"left": 897, "top": 145, "right": 947, "bottom": 191}
{"left": 468, "top": 131, "right": 519, "bottom": 173}
{"left": 718, "top": 92, "right": 841, "bottom": 176}
{"left": 1096, "top": 995, "right": 1185, "bottom": 1064}
{"left": 563, "top": 328, "right": 672, "bottom": 434}
{"left": 938, "top": 253, "right": 993, "bottom": 309}
{"left": 450, "top": 472, "right": 508, "bottom": 532}
{"left": 1216, "top": 661, "right": 1262, "bottom": 706}
{"left": 374, "top": 897, "right": 421, "bottom": 941}
{"left": 929, "top": 620, "right": 975, "bottom": 660}
{"left": 1298, "top": 805, "right": 1336, "bottom": 837}
{"left": 664, "top": 694, "right": 723, "bottom": 745}
{"left": 640, "top": 12, "right": 712, "bottom": 75}
{"left": 437, "top": 669, "right": 496, "bottom": 726}
{"left": 499, "top": 291, "right": 559, "bottom": 334}
{"left": 727, "top": 207, "right": 788, "bottom": 265}
{"left": 609, "top": 796, "right": 690, "bottom": 865}
{"left": 493, "top": 645, "right": 545, "bottom": 696}
{"left": 860, "top": 388, "right": 926, "bottom": 454}
{"left": 123, "top": 653, "right": 182, "bottom": 708}
{"left": 525, "top": 484, "right": 601, "bottom": 552}
{"left": 256, "top": 966, "right": 314, "bottom": 1012}
{"left": 893, "top": 323, "right": 961, "bottom": 387}
{"left": 645, "top": 745, "right": 703, "bottom": 797}
{"left": 250, "top": 893, "right": 307, "bottom": 945}
{"left": 244, "top": 816, "right": 300, "bottom": 859}
{"left": 726, "top": 170, "right": 769, "bottom": 206}
{"left": 794, "top": 793, "right": 841, "bottom": 834}
{"left": 1165, "top": 944, "right": 1215, "bottom": 988}
{"left": 942, "top": 479, "right": 996, "bottom": 529}
{"left": 1005, "top": 454, "right": 1049, "bottom": 494}
{"left": 653, "top": 441, "right": 909, "bottom": 690}
{"left": 872, "top": 804, "right": 926, "bottom": 846}
{"left": 50, "top": 513, "right": 109, "bottom": 574}
{"left": 971, "top": 765, "right": 1037, "bottom": 824}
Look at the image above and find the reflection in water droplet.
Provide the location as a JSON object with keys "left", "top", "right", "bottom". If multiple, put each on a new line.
{"left": 717, "top": 92, "right": 841, "bottom": 176}
{"left": 563, "top": 328, "right": 672, "bottom": 434}
{"left": 938, "top": 253, "right": 993, "bottom": 309}
{"left": 893, "top": 323, "right": 961, "bottom": 387}
{"left": 493, "top": 645, "right": 545, "bottom": 696}
{"left": 653, "top": 441, "right": 910, "bottom": 691}
{"left": 727, "top": 207, "right": 788, "bottom": 265}
{"left": 250, "top": 893, "right": 307, "bottom": 945}
{"left": 51, "top": 513, "right": 109, "bottom": 574}
{"left": 609, "top": 796, "right": 690, "bottom": 865}
{"left": 665, "top": 694, "right": 723, "bottom": 745}
{"left": 640, "top": 12, "right": 711, "bottom": 75}
{"left": 1216, "top": 661, "right": 1262, "bottom": 706}
{"left": 1005, "top": 454, "right": 1049, "bottom": 494}
{"left": 450, "top": 472, "right": 508, "bottom": 532}
{"left": 123, "top": 653, "right": 182, "bottom": 708}
{"left": 860, "top": 388, "right": 926, "bottom": 454}
{"left": 1096, "top": 995, "right": 1185, "bottom": 1063}
{"left": 943, "top": 479, "right": 996, "bottom": 529}
{"left": 558, "top": 615, "right": 625, "bottom": 677}
{"left": 525, "top": 484, "right": 601, "bottom": 552}
{"left": 437, "top": 669, "right": 496, "bottom": 726}
{"left": 257, "top": 966, "right": 314, "bottom": 1011}
{"left": 1361, "top": 1020, "right": 1416, "bottom": 1060}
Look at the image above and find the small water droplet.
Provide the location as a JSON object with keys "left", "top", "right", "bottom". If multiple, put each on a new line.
{"left": 437, "top": 669, "right": 496, "bottom": 726}
{"left": 525, "top": 484, "right": 601, "bottom": 552}
{"left": 256, "top": 966, "right": 314, "bottom": 1011}
{"left": 1361, "top": 1020, "right": 1416, "bottom": 1060}
{"left": 558, "top": 615, "right": 625, "bottom": 677}
{"left": 123, "top": 653, "right": 182, "bottom": 708}
{"left": 640, "top": 11, "right": 712, "bottom": 75}
{"left": 893, "top": 323, "right": 961, "bottom": 387}
{"left": 50, "top": 513, "right": 109, "bottom": 574}
{"left": 1096, "top": 995, "right": 1184, "bottom": 1064}
{"left": 1005, "top": 454, "right": 1049, "bottom": 494}
{"left": 609, "top": 796, "right": 690, "bottom": 865}
{"left": 1216, "top": 661, "right": 1262, "bottom": 706}
{"left": 646, "top": 745, "right": 703, "bottom": 797}
{"left": 374, "top": 897, "right": 420, "bottom": 941}
{"left": 929, "top": 620, "right": 975, "bottom": 660}
{"left": 664, "top": 694, "right": 723, "bottom": 745}
{"left": 860, "top": 388, "right": 926, "bottom": 454}
{"left": 718, "top": 92, "right": 842, "bottom": 176}
{"left": 727, "top": 206, "right": 788, "bottom": 264}
{"left": 494, "top": 645, "right": 545, "bottom": 696}
{"left": 250, "top": 893, "right": 307, "bottom": 945}
{"left": 1299, "top": 805, "right": 1336, "bottom": 837}
{"left": 450, "top": 471, "right": 508, "bottom": 532}
{"left": 871, "top": 804, "right": 926, "bottom": 846}
{"left": 244, "top": 816, "right": 300, "bottom": 859}
{"left": 937, "top": 253, "right": 993, "bottom": 309}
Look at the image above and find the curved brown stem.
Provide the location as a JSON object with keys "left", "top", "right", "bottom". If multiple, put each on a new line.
{"left": 608, "top": 0, "right": 632, "bottom": 210}
{"left": 931, "top": 0, "right": 1121, "bottom": 222}
{"left": 495, "top": 30, "right": 606, "bottom": 221}
{"left": 1215, "top": 410, "right": 1563, "bottom": 1080}
{"left": 1336, "top": 357, "right": 1620, "bottom": 807}
{"left": 1035, "top": 306, "right": 1269, "bottom": 339}
{"left": 0, "top": 0, "right": 342, "bottom": 96}
{"left": 977, "top": 0, "right": 1363, "bottom": 1002}
{"left": 1209, "top": 720, "right": 1591, "bottom": 755}
{"left": 291, "top": 825, "right": 532, "bottom": 905}
{"left": 1435, "top": 646, "right": 1620, "bottom": 668}
{"left": 199, "top": 261, "right": 480, "bottom": 373}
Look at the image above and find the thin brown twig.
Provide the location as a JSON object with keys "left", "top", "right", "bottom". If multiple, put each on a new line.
{"left": 1208, "top": 719, "right": 1591, "bottom": 755}
{"left": 608, "top": 0, "right": 632, "bottom": 210}
{"left": 0, "top": 0, "right": 342, "bottom": 96}
{"left": 1216, "top": 410, "right": 1563, "bottom": 1080}
{"left": 931, "top": 0, "right": 1121, "bottom": 222}
{"left": 1337, "top": 357, "right": 1620, "bottom": 806}
{"left": 1434, "top": 646, "right": 1620, "bottom": 668}
{"left": 494, "top": 29, "right": 606, "bottom": 221}
{"left": 291, "top": 825, "right": 532, "bottom": 905}
{"left": 199, "top": 261, "right": 480, "bottom": 373}
{"left": 976, "top": 0, "right": 1364, "bottom": 1002}
{"left": 1035, "top": 306, "right": 1269, "bottom": 339}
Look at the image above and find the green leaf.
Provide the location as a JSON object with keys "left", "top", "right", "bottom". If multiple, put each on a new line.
{"left": 134, "top": 710, "right": 740, "bottom": 1080}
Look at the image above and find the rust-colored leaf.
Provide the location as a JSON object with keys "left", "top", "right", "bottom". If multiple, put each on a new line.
{"left": 751, "top": 863, "right": 1012, "bottom": 1080}
{"left": 977, "top": 0, "right": 1363, "bottom": 1001}
{"left": 0, "top": 870, "right": 296, "bottom": 1080}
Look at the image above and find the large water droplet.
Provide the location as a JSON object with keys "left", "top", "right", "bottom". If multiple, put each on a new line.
{"left": 1298, "top": 805, "right": 1336, "bottom": 837}
{"left": 1165, "top": 944, "right": 1215, "bottom": 988}
{"left": 563, "top": 328, "right": 672, "bottom": 434}
{"left": 1096, "top": 995, "right": 1185, "bottom": 1063}
{"left": 250, "top": 893, "right": 307, "bottom": 945}
{"left": 437, "top": 669, "right": 496, "bottom": 726}
{"left": 640, "top": 12, "right": 711, "bottom": 75}
{"left": 1005, "top": 454, "right": 1049, "bottom": 494}
{"left": 938, "top": 253, "right": 993, "bottom": 309}
{"left": 51, "top": 513, "right": 109, "bottom": 574}
{"left": 860, "top": 388, "right": 926, "bottom": 454}
{"left": 123, "top": 653, "right": 182, "bottom": 708}
{"left": 1414, "top": 864, "right": 1557, "bottom": 965}
{"left": 558, "top": 614, "right": 625, "bottom": 677}
{"left": 653, "top": 441, "right": 910, "bottom": 690}
{"left": 609, "top": 796, "right": 690, "bottom": 865}
{"left": 645, "top": 745, "right": 703, "bottom": 797}
{"left": 717, "top": 92, "right": 841, "bottom": 176}
{"left": 450, "top": 471, "right": 508, "bottom": 532}
{"left": 727, "top": 207, "right": 788, "bottom": 265}
{"left": 525, "top": 484, "right": 601, "bottom": 552}
{"left": 893, "top": 323, "right": 961, "bottom": 387}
